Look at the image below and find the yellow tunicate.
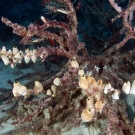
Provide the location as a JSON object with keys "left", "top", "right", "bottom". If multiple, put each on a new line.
{"left": 79, "top": 76, "right": 88, "bottom": 90}
{"left": 94, "top": 99, "right": 106, "bottom": 113}
{"left": 86, "top": 75, "right": 92, "bottom": 84}
{"left": 90, "top": 78, "right": 97, "bottom": 88}
{"left": 81, "top": 108, "right": 95, "bottom": 122}
{"left": 97, "top": 80, "right": 105, "bottom": 92}
{"left": 86, "top": 97, "right": 93, "bottom": 108}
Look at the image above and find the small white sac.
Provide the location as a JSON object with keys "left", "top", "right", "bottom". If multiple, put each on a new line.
{"left": 122, "top": 81, "right": 130, "bottom": 94}
{"left": 13, "top": 47, "right": 19, "bottom": 55}
{"left": 2, "top": 46, "right": 6, "bottom": 52}
{"left": 78, "top": 69, "right": 85, "bottom": 76}
{"left": 33, "top": 81, "right": 43, "bottom": 94}
{"left": 130, "top": 80, "right": 135, "bottom": 95}
{"left": 25, "top": 48, "right": 30, "bottom": 54}
{"left": 13, "top": 57, "right": 18, "bottom": 63}
{"left": 31, "top": 54, "right": 37, "bottom": 63}
{"left": 71, "top": 60, "right": 79, "bottom": 68}
{"left": 13, "top": 81, "right": 28, "bottom": 97}
{"left": 15, "top": 52, "right": 22, "bottom": 59}
{"left": 24, "top": 55, "right": 30, "bottom": 63}
{"left": 46, "top": 89, "right": 52, "bottom": 96}
{"left": 53, "top": 77, "right": 61, "bottom": 86}
{"left": 10, "top": 63, "right": 15, "bottom": 69}
{"left": 1, "top": 55, "right": 10, "bottom": 65}
{"left": 112, "top": 90, "right": 119, "bottom": 100}
{"left": 104, "top": 83, "right": 111, "bottom": 94}
{"left": 51, "top": 85, "right": 57, "bottom": 97}
{"left": 8, "top": 50, "right": 12, "bottom": 55}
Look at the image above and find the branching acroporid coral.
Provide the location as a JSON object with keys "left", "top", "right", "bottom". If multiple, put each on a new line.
{"left": 0, "top": 0, "right": 135, "bottom": 135}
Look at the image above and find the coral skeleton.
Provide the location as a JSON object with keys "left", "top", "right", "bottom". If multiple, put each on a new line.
{"left": 0, "top": 0, "right": 135, "bottom": 134}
